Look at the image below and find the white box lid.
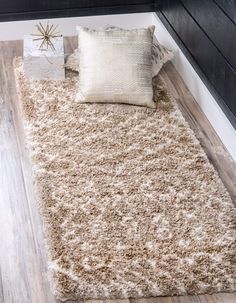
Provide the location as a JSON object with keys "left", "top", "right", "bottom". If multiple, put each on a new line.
{"left": 24, "top": 34, "right": 64, "bottom": 57}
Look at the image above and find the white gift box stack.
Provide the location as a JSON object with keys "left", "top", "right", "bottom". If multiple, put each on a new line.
{"left": 24, "top": 34, "right": 65, "bottom": 80}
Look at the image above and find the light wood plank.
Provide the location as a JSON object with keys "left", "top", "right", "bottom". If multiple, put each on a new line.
{"left": 198, "top": 294, "right": 217, "bottom": 303}
{"left": 131, "top": 297, "right": 173, "bottom": 303}
{"left": 212, "top": 292, "right": 236, "bottom": 303}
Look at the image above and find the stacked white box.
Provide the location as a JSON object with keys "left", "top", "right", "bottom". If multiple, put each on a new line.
{"left": 24, "top": 34, "right": 65, "bottom": 80}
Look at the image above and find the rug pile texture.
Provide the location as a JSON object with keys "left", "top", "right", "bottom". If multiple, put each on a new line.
{"left": 14, "top": 57, "right": 236, "bottom": 301}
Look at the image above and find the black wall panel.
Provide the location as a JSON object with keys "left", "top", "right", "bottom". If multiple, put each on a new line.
{"left": 181, "top": 0, "right": 236, "bottom": 70}
{"left": 0, "top": 1, "right": 154, "bottom": 21}
{"left": 0, "top": 0, "right": 153, "bottom": 13}
{"left": 156, "top": 0, "right": 236, "bottom": 129}
{"left": 214, "top": 0, "right": 236, "bottom": 24}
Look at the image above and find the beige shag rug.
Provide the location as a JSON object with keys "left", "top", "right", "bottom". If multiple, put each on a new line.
{"left": 14, "top": 57, "right": 236, "bottom": 301}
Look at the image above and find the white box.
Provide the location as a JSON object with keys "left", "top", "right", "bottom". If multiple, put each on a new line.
{"left": 24, "top": 34, "right": 65, "bottom": 80}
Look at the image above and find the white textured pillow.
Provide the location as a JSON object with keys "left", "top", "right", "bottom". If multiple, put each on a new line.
{"left": 66, "top": 29, "right": 173, "bottom": 78}
{"left": 75, "top": 26, "right": 156, "bottom": 108}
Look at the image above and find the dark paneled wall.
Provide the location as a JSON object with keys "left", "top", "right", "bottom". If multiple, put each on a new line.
{"left": 0, "top": 0, "right": 154, "bottom": 21}
{"left": 156, "top": 0, "right": 236, "bottom": 128}
{"left": 214, "top": 0, "right": 236, "bottom": 24}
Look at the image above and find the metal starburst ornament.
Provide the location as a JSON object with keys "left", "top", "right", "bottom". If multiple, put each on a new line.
{"left": 32, "top": 21, "right": 62, "bottom": 51}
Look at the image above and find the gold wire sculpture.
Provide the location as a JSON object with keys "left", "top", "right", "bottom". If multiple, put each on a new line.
{"left": 31, "top": 21, "right": 62, "bottom": 51}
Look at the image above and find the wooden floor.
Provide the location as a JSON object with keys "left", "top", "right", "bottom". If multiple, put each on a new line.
{"left": 0, "top": 38, "right": 236, "bottom": 303}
